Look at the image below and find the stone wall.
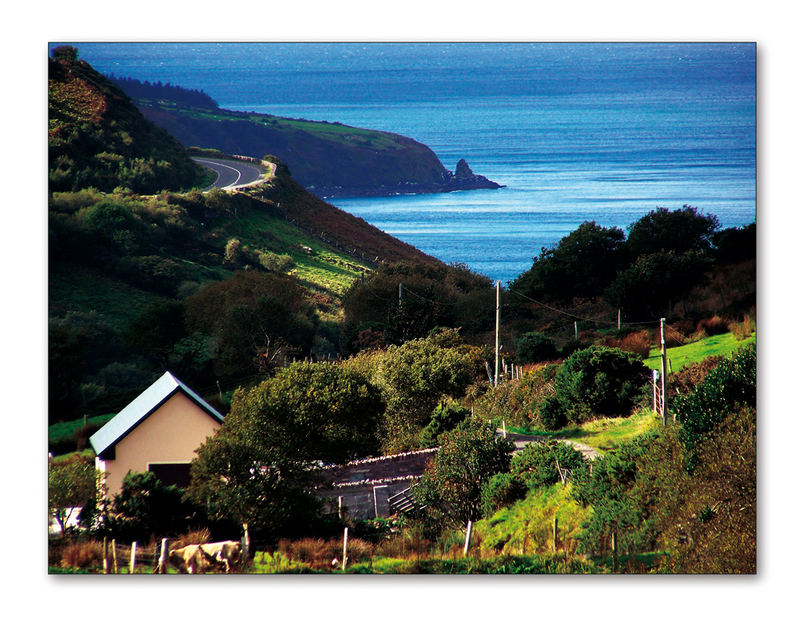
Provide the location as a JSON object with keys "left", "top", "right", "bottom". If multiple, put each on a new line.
{"left": 316, "top": 448, "right": 437, "bottom": 520}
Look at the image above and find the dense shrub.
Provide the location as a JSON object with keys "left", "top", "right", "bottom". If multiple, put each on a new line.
{"left": 619, "top": 330, "right": 653, "bottom": 358}
{"left": 555, "top": 346, "right": 649, "bottom": 422}
{"left": 481, "top": 472, "right": 527, "bottom": 516}
{"left": 538, "top": 396, "right": 568, "bottom": 431}
{"left": 668, "top": 355, "right": 724, "bottom": 397}
{"left": 471, "top": 364, "right": 559, "bottom": 430}
{"left": 59, "top": 540, "right": 104, "bottom": 570}
{"left": 696, "top": 315, "right": 730, "bottom": 336}
{"left": 671, "top": 345, "right": 756, "bottom": 466}
{"left": 516, "top": 331, "right": 558, "bottom": 364}
{"left": 104, "top": 472, "right": 208, "bottom": 543}
{"left": 730, "top": 315, "right": 755, "bottom": 341}
{"left": 419, "top": 400, "right": 470, "bottom": 447}
{"left": 510, "top": 441, "right": 585, "bottom": 490}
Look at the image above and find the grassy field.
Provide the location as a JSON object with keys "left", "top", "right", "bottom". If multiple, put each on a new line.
{"left": 507, "top": 410, "right": 659, "bottom": 454}
{"left": 644, "top": 331, "right": 756, "bottom": 372}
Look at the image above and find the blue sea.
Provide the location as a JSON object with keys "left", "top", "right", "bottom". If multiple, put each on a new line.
{"left": 56, "top": 43, "right": 756, "bottom": 284}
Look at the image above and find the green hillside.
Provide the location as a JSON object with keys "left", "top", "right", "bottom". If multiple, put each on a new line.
{"left": 48, "top": 46, "right": 206, "bottom": 193}
{"left": 48, "top": 49, "right": 444, "bottom": 425}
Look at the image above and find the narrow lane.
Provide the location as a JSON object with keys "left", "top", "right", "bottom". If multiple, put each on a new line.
{"left": 192, "top": 157, "right": 266, "bottom": 190}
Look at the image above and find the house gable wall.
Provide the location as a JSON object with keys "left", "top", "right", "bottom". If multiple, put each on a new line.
{"left": 100, "top": 392, "right": 221, "bottom": 496}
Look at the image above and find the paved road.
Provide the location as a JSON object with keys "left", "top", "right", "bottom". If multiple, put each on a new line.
{"left": 501, "top": 430, "right": 600, "bottom": 460}
{"left": 192, "top": 157, "right": 266, "bottom": 190}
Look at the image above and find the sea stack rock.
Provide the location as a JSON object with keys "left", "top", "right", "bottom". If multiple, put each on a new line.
{"left": 446, "top": 158, "right": 503, "bottom": 191}
{"left": 455, "top": 158, "right": 475, "bottom": 180}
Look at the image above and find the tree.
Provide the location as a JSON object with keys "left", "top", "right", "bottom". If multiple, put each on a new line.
{"left": 413, "top": 420, "right": 514, "bottom": 529}
{"left": 48, "top": 454, "right": 98, "bottom": 534}
{"left": 346, "top": 331, "right": 483, "bottom": 453}
{"left": 341, "top": 262, "right": 494, "bottom": 352}
{"left": 189, "top": 361, "right": 385, "bottom": 540}
{"left": 510, "top": 221, "right": 627, "bottom": 303}
{"left": 626, "top": 205, "right": 720, "bottom": 259}
{"left": 226, "top": 361, "right": 384, "bottom": 464}
{"left": 185, "top": 270, "right": 318, "bottom": 379}
{"left": 712, "top": 222, "right": 756, "bottom": 265}
{"left": 188, "top": 426, "right": 318, "bottom": 542}
{"left": 604, "top": 250, "right": 712, "bottom": 318}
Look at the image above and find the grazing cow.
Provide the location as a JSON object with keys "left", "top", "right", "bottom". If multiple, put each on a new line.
{"left": 169, "top": 544, "right": 212, "bottom": 574}
{"left": 199, "top": 541, "right": 242, "bottom": 573}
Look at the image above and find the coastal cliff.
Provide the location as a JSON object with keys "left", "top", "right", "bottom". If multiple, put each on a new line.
{"left": 111, "top": 76, "right": 502, "bottom": 199}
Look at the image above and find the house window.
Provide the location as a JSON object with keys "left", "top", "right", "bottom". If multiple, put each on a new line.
{"left": 148, "top": 462, "right": 192, "bottom": 488}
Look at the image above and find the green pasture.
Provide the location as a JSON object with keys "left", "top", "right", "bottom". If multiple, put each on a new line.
{"left": 644, "top": 332, "right": 756, "bottom": 373}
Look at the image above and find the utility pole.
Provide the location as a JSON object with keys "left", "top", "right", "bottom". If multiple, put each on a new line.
{"left": 660, "top": 318, "right": 668, "bottom": 425}
{"left": 495, "top": 280, "right": 501, "bottom": 386}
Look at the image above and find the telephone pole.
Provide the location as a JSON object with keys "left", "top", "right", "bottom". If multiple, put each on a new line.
{"left": 660, "top": 318, "right": 668, "bottom": 425}
{"left": 495, "top": 280, "right": 501, "bottom": 386}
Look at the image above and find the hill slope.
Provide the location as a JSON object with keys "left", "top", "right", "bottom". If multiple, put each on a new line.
{"left": 48, "top": 46, "right": 206, "bottom": 193}
{"left": 111, "top": 76, "right": 502, "bottom": 198}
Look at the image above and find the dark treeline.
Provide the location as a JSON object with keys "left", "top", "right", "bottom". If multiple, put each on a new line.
{"left": 109, "top": 75, "right": 219, "bottom": 109}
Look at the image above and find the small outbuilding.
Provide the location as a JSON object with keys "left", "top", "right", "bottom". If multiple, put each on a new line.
{"left": 89, "top": 371, "right": 224, "bottom": 497}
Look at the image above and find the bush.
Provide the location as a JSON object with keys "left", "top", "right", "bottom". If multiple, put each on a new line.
{"left": 516, "top": 332, "right": 558, "bottom": 364}
{"left": 481, "top": 472, "right": 527, "bottom": 516}
{"left": 730, "top": 316, "right": 755, "bottom": 341}
{"left": 59, "top": 540, "right": 104, "bottom": 570}
{"left": 672, "top": 345, "right": 756, "bottom": 466}
{"left": 419, "top": 400, "right": 470, "bottom": 447}
{"left": 510, "top": 441, "right": 585, "bottom": 491}
{"left": 696, "top": 315, "right": 730, "bottom": 336}
{"left": 619, "top": 330, "right": 652, "bottom": 358}
{"left": 555, "top": 346, "right": 649, "bottom": 422}
{"left": 105, "top": 472, "right": 208, "bottom": 543}
{"left": 538, "top": 396, "right": 567, "bottom": 431}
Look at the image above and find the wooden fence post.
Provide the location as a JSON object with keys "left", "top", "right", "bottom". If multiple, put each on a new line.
{"left": 111, "top": 539, "right": 118, "bottom": 574}
{"left": 242, "top": 523, "right": 250, "bottom": 570}
{"left": 342, "top": 527, "right": 349, "bottom": 571}
{"left": 129, "top": 541, "right": 137, "bottom": 574}
{"left": 158, "top": 538, "right": 169, "bottom": 574}
{"left": 553, "top": 517, "right": 559, "bottom": 553}
{"left": 611, "top": 532, "right": 618, "bottom": 573}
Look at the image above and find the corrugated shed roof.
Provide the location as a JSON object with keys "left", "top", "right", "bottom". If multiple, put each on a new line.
{"left": 89, "top": 371, "right": 224, "bottom": 456}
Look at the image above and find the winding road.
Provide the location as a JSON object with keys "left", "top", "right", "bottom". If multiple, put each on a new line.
{"left": 192, "top": 156, "right": 268, "bottom": 190}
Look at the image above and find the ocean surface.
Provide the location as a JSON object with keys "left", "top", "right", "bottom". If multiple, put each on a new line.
{"left": 57, "top": 43, "right": 756, "bottom": 284}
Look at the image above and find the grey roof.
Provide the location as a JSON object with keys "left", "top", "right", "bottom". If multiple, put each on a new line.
{"left": 89, "top": 371, "right": 224, "bottom": 456}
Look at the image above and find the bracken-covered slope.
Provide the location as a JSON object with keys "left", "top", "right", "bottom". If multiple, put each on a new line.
{"left": 48, "top": 46, "right": 206, "bottom": 194}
